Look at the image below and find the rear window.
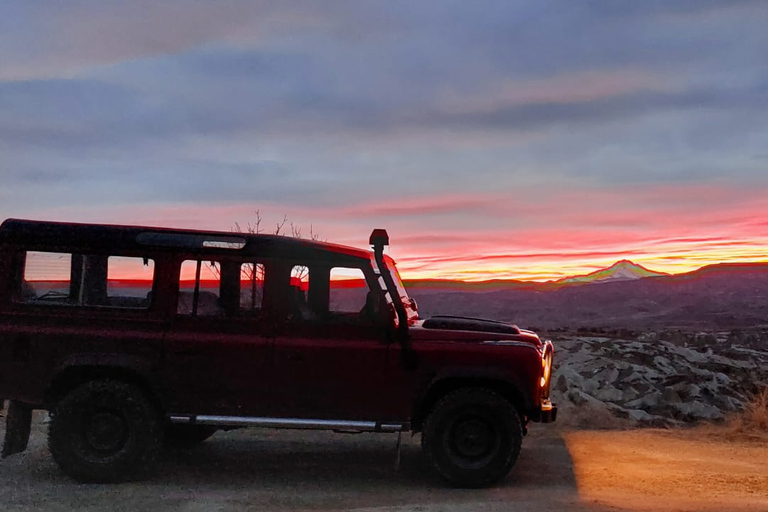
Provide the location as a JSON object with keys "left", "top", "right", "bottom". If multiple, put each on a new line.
{"left": 18, "top": 251, "right": 154, "bottom": 309}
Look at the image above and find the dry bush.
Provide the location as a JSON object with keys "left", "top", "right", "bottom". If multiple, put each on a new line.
{"left": 723, "top": 387, "right": 768, "bottom": 441}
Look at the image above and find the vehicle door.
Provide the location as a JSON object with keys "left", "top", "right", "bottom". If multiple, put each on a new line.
{"left": 270, "top": 265, "right": 409, "bottom": 421}
{"left": 162, "top": 258, "right": 275, "bottom": 416}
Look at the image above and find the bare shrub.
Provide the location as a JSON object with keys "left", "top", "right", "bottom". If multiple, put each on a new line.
{"left": 700, "top": 387, "right": 768, "bottom": 442}
{"left": 720, "top": 387, "right": 768, "bottom": 441}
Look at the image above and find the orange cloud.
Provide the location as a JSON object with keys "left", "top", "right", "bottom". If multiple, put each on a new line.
{"left": 21, "top": 181, "right": 768, "bottom": 282}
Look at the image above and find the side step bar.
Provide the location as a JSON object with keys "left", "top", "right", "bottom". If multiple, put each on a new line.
{"left": 169, "top": 414, "right": 409, "bottom": 433}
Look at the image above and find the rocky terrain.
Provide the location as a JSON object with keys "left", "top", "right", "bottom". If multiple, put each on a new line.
{"left": 549, "top": 330, "right": 768, "bottom": 426}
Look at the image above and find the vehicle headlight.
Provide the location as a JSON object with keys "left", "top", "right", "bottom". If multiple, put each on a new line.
{"left": 540, "top": 341, "right": 553, "bottom": 398}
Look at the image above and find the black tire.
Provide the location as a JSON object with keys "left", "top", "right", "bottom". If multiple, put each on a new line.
{"left": 421, "top": 388, "right": 522, "bottom": 488}
{"left": 48, "top": 380, "right": 162, "bottom": 483}
{"left": 163, "top": 424, "right": 217, "bottom": 448}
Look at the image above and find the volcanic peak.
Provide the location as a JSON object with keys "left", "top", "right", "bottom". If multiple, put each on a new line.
{"left": 558, "top": 260, "right": 667, "bottom": 285}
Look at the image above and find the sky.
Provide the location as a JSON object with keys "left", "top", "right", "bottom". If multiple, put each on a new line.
{"left": 2, "top": 1, "right": 767, "bottom": 281}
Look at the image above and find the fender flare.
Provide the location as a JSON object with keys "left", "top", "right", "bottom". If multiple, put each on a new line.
{"left": 412, "top": 367, "right": 533, "bottom": 431}
{"left": 46, "top": 353, "right": 165, "bottom": 410}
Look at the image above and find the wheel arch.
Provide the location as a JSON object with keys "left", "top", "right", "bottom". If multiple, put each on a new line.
{"left": 45, "top": 359, "right": 165, "bottom": 415}
{"left": 412, "top": 375, "right": 528, "bottom": 433}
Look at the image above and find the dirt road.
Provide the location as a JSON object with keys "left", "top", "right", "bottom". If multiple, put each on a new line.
{"left": 1, "top": 414, "right": 766, "bottom": 511}
{"left": 566, "top": 429, "right": 768, "bottom": 512}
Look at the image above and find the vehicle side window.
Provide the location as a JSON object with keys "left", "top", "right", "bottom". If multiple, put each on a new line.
{"left": 178, "top": 259, "right": 265, "bottom": 317}
{"left": 329, "top": 267, "right": 370, "bottom": 314}
{"left": 240, "top": 262, "right": 265, "bottom": 311}
{"left": 284, "top": 264, "right": 378, "bottom": 325}
{"left": 17, "top": 251, "right": 155, "bottom": 309}
{"left": 289, "top": 264, "right": 312, "bottom": 319}
{"left": 19, "top": 251, "right": 72, "bottom": 304}
{"left": 106, "top": 256, "right": 155, "bottom": 308}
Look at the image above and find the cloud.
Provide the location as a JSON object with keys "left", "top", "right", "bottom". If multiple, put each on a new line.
{"left": 2, "top": 1, "right": 768, "bottom": 280}
{"left": 435, "top": 70, "right": 674, "bottom": 114}
{"left": 0, "top": 1, "right": 366, "bottom": 82}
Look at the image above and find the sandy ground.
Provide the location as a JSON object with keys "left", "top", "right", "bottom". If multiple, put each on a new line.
{"left": 565, "top": 429, "right": 768, "bottom": 512}
{"left": 1, "top": 412, "right": 767, "bottom": 511}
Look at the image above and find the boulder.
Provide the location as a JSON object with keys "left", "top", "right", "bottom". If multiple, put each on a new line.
{"left": 594, "top": 386, "right": 624, "bottom": 402}
{"left": 554, "top": 374, "right": 568, "bottom": 393}
{"left": 661, "top": 388, "right": 683, "bottom": 405}
{"left": 624, "top": 391, "right": 662, "bottom": 410}
{"left": 549, "top": 334, "right": 768, "bottom": 427}
{"left": 714, "top": 372, "right": 731, "bottom": 386}
{"left": 675, "top": 401, "right": 723, "bottom": 421}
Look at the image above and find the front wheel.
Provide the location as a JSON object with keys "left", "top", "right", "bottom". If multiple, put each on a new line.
{"left": 48, "top": 380, "right": 162, "bottom": 482}
{"left": 421, "top": 388, "right": 522, "bottom": 488}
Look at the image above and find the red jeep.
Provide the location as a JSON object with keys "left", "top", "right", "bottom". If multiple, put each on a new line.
{"left": 0, "top": 219, "right": 555, "bottom": 487}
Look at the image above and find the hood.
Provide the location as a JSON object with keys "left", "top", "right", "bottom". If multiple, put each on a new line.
{"left": 415, "top": 315, "right": 542, "bottom": 347}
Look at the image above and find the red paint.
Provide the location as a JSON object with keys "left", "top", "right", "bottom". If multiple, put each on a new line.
{"left": 0, "top": 219, "right": 555, "bottom": 433}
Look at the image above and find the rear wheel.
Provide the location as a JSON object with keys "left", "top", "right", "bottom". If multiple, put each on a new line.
{"left": 49, "top": 380, "right": 162, "bottom": 482}
{"left": 164, "top": 424, "right": 217, "bottom": 448}
{"left": 421, "top": 388, "right": 522, "bottom": 488}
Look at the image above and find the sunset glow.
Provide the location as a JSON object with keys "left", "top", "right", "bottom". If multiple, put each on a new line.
{"left": 2, "top": 2, "right": 767, "bottom": 283}
{"left": 24, "top": 180, "right": 766, "bottom": 282}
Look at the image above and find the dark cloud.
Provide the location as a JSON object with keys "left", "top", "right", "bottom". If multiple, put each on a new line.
{"left": 1, "top": 0, "right": 767, "bottom": 231}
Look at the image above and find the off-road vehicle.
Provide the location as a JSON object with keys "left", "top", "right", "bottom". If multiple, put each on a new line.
{"left": 0, "top": 219, "right": 555, "bottom": 487}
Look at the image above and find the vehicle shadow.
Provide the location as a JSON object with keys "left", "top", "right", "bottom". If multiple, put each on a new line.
{"left": 153, "top": 429, "right": 605, "bottom": 511}
{"left": 0, "top": 423, "right": 614, "bottom": 512}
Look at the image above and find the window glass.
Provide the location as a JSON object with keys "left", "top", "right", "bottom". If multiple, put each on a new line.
{"left": 106, "top": 256, "right": 154, "bottom": 308}
{"left": 288, "top": 265, "right": 311, "bottom": 319}
{"left": 179, "top": 260, "right": 222, "bottom": 316}
{"left": 329, "top": 267, "right": 369, "bottom": 313}
{"left": 19, "top": 252, "right": 154, "bottom": 309}
{"left": 20, "top": 251, "right": 71, "bottom": 303}
{"left": 179, "top": 260, "right": 265, "bottom": 316}
{"left": 240, "top": 262, "right": 264, "bottom": 310}
{"left": 291, "top": 264, "right": 309, "bottom": 288}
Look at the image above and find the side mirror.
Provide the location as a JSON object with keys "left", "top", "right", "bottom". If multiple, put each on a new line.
{"left": 408, "top": 297, "right": 418, "bottom": 315}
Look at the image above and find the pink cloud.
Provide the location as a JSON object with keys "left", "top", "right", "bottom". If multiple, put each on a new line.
{"left": 435, "top": 69, "right": 674, "bottom": 115}
{"left": 18, "top": 180, "right": 768, "bottom": 281}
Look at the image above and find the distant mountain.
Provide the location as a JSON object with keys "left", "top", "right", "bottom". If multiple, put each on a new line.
{"left": 556, "top": 260, "right": 668, "bottom": 285}
{"left": 404, "top": 278, "right": 540, "bottom": 292}
{"left": 406, "top": 262, "right": 768, "bottom": 331}
{"left": 404, "top": 260, "right": 667, "bottom": 293}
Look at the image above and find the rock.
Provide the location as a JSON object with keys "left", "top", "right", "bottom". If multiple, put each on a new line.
{"left": 594, "top": 386, "right": 624, "bottom": 402}
{"left": 567, "top": 389, "right": 597, "bottom": 406}
{"left": 653, "top": 355, "right": 673, "bottom": 372}
{"left": 661, "top": 388, "right": 682, "bottom": 404}
{"left": 594, "top": 367, "right": 619, "bottom": 384}
{"left": 625, "top": 391, "right": 662, "bottom": 410}
{"left": 554, "top": 374, "right": 568, "bottom": 393}
{"left": 627, "top": 409, "right": 656, "bottom": 422}
{"left": 621, "top": 386, "right": 640, "bottom": 402}
{"left": 672, "top": 383, "right": 701, "bottom": 400}
{"left": 617, "top": 367, "right": 635, "bottom": 381}
{"left": 714, "top": 372, "right": 731, "bottom": 386}
{"left": 662, "top": 374, "right": 689, "bottom": 387}
{"left": 714, "top": 395, "right": 743, "bottom": 412}
{"left": 547, "top": 334, "right": 768, "bottom": 427}
{"left": 675, "top": 401, "right": 723, "bottom": 421}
